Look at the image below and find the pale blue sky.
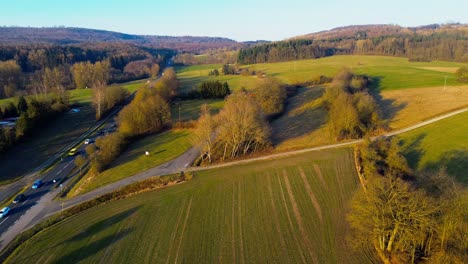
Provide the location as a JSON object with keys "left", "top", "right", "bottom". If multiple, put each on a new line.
{"left": 1, "top": 0, "right": 466, "bottom": 41}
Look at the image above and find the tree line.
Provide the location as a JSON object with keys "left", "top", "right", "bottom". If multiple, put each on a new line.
{"left": 83, "top": 68, "right": 177, "bottom": 175}
{"left": 321, "top": 69, "right": 382, "bottom": 140}
{"left": 0, "top": 43, "right": 171, "bottom": 99}
{"left": 0, "top": 96, "right": 67, "bottom": 153}
{"left": 237, "top": 28, "right": 468, "bottom": 64}
{"left": 350, "top": 138, "right": 467, "bottom": 263}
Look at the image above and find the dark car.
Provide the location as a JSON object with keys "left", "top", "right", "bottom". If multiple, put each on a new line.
{"left": 32, "top": 179, "right": 43, "bottom": 189}
{"left": 13, "top": 194, "right": 26, "bottom": 203}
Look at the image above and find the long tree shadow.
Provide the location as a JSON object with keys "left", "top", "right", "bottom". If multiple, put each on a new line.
{"left": 271, "top": 87, "right": 326, "bottom": 145}
{"left": 12, "top": 206, "right": 140, "bottom": 263}
{"left": 368, "top": 76, "right": 407, "bottom": 123}
{"left": 422, "top": 149, "right": 468, "bottom": 186}
{"left": 63, "top": 206, "right": 139, "bottom": 244}
{"left": 51, "top": 227, "right": 134, "bottom": 264}
{"left": 399, "top": 133, "right": 427, "bottom": 169}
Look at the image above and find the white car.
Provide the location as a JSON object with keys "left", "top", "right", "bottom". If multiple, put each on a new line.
{"left": 84, "top": 139, "right": 91, "bottom": 145}
{"left": 0, "top": 207, "right": 11, "bottom": 218}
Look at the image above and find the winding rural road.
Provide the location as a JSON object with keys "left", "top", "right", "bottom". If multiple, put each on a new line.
{"left": 0, "top": 106, "right": 467, "bottom": 251}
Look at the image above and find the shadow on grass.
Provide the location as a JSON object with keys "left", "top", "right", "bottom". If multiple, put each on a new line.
{"left": 12, "top": 207, "right": 139, "bottom": 263}
{"left": 271, "top": 87, "right": 326, "bottom": 145}
{"left": 368, "top": 76, "right": 407, "bottom": 122}
{"left": 399, "top": 133, "right": 427, "bottom": 169}
{"left": 423, "top": 149, "right": 468, "bottom": 186}
{"left": 51, "top": 228, "right": 134, "bottom": 264}
{"left": 106, "top": 132, "right": 186, "bottom": 171}
{"left": 64, "top": 206, "right": 139, "bottom": 244}
{"left": 0, "top": 103, "right": 95, "bottom": 183}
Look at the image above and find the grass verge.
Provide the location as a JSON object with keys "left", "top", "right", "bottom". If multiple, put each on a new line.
{"left": 69, "top": 129, "right": 192, "bottom": 196}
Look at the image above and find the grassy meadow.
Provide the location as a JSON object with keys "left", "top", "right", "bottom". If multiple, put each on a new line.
{"left": 69, "top": 129, "right": 192, "bottom": 196}
{"left": 177, "top": 55, "right": 468, "bottom": 132}
{"left": 176, "top": 55, "right": 467, "bottom": 94}
{"left": 6, "top": 147, "right": 368, "bottom": 264}
{"left": 171, "top": 99, "right": 224, "bottom": 122}
{"left": 399, "top": 111, "right": 468, "bottom": 185}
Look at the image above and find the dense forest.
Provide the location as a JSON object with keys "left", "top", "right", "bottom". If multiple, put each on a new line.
{"left": 238, "top": 24, "right": 468, "bottom": 64}
{"left": 0, "top": 43, "right": 172, "bottom": 99}
{"left": 0, "top": 27, "right": 241, "bottom": 53}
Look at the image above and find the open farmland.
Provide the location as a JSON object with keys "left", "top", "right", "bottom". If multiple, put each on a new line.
{"left": 379, "top": 85, "right": 468, "bottom": 129}
{"left": 399, "top": 111, "right": 468, "bottom": 185}
{"left": 6, "top": 147, "right": 368, "bottom": 264}
{"left": 176, "top": 55, "right": 467, "bottom": 94}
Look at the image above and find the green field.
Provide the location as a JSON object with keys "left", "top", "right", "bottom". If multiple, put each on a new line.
{"left": 0, "top": 79, "right": 146, "bottom": 107}
{"left": 70, "top": 129, "right": 192, "bottom": 196}
{"left": 176, "top": 55, "right": 467, "bottom": 94}
{"left": 7, "top": 147, "right": 367, "bottom": 263}
{"left": 69, "top": 79, "right": 146, "bottom": 104}
{"left": 399, "top": 111, "right": 468, "bottom": 184}
{"left": 171, "top": 99, "right": 224, "bottom": 122}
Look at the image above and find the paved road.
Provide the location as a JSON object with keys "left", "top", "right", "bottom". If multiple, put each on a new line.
{"left": 0, "top": 106, "right": 467, "bottom": 251}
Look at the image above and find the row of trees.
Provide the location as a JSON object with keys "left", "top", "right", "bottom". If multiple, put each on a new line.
{"left": 350, "top": 138, "right": 467, "bottom": 263}
{"left": 0, "top": 96, "right": 68, "bottom": 153}
{"left": 82, "top": 67, "right": 178, "bottom": 174}
{"left": 0, "top": 43, "right": 170, "bottom": 99}
{"left": 238, "top": 29, "right": 468, "bottom": 64}
{"left": 198, "top": 80, "right": 230, "bottom": 99}
{"left": 322, "top": 69, "right": 382, "bottom": 139}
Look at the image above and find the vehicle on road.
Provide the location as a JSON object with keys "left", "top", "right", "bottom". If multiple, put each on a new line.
{"left": 0, "top": 207, "right": 10, "bottom": 218}
{"left": 68, "top": 147, "right": 78, "bottom": 156}
{"left": 13, "top": 194, "right": 26, "bottom": 203}
{"left": 84, "top": 139, "right": 92, "bottom": 145}
{"left": 32, "top": 179, "right": 43, "bottom": 189}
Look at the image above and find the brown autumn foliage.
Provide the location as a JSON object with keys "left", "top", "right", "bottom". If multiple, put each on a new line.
{"left": 193, "top": 92, "right": 271, "bottom": 163}
{"left": 349, "top": 138, "right": 467, "bottom": 264}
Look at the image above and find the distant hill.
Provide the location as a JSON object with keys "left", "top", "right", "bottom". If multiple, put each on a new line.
{"left": 238, "top": 23, "right": 468, "bottom": 64}
{"left": 299, "top": 23, "right": 466, "bottom": 40}
{"left": 0, "top": 27, "right": 241, "bottom": 52}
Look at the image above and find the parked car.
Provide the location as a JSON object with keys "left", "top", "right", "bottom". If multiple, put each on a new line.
{"left": 32, "top": 179, "right": 43, "bottom": 189}
{"left": 13, "top": 194, "right": 26, "bottom": 203}
{"left": 68, "top": 148, "right": 78, "bottom": 156}
{"left": 0, "top": 207, "right": 11, "bottom": 218}
{"left": 84, "top": 139, "right": 92, "bottom": 145}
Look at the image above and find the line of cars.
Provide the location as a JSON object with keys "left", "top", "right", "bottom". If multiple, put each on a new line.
{"left": 0, "top": 179, "right": 44, "bottom": 219}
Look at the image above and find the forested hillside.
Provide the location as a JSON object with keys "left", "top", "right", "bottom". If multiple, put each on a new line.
{"left": 0, "top": 27, "right": 241, "bottom": 52}
{"left": 238, "top": 24, "right": 468, "bottom": 64}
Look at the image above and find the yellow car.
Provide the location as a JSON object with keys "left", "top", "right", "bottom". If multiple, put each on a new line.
{"left": 68, "top": 148, "right": 78, "bottom": 156}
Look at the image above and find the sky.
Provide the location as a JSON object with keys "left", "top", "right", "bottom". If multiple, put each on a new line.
{"left": 1, "top": 0, "right": 466, "bottom": 41}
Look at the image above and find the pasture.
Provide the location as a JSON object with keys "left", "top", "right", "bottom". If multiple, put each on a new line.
{"left": 171, "top": 99, "right": 224, "bottom": 122}
{"left": 69, "top": 129, "right": 192, "bottom": 196}
{"left": 7, "top": 147, "right": 368, "bottom": 264}
{"left": 176, "top": 55, "right": 467, "bottom": 94}
{"left": 399, "top": 111, "right": 468, "bottom": 185}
